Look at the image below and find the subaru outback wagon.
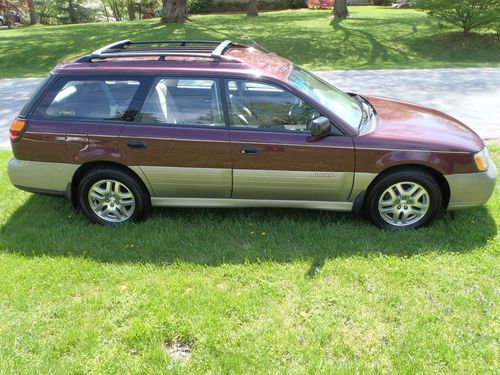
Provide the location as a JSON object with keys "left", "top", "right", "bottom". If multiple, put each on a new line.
{"left": 8, "top": 39, "right": 497, "bottom": 229}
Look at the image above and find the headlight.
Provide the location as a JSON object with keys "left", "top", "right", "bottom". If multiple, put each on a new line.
{"left": 474, "top": 147, "right": 490, "bottom": 172}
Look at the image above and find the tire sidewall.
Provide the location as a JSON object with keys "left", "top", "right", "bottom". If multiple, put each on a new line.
{"left": 78, "top": 169, "right": 149, "bottom": 225}
{"left": 367, "top": 171, "right": 442, "bottom": 230}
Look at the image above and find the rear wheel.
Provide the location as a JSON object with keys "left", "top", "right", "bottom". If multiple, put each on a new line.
{"left": 78, "top": 168, "right": 150, "bottom": 225}
{"left": 365, "top": 169, "right": 442, "bottom": 230}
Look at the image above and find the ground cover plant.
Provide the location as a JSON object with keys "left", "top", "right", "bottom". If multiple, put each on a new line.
{"left": 0, "top": 7, "right": 499, "bottom": 78}
{"left": 0, "top": 146, "right": 498, "bottom": 373}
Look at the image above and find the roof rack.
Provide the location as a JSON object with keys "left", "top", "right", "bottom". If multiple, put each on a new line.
{"left": 75, "top": 39, "right": 241, "bottom": 63}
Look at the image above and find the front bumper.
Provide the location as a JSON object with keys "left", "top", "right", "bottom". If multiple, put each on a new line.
{"left": 445, "top": 160, "right": 497, "bottom": 210}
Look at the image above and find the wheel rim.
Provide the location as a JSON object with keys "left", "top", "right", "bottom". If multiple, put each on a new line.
{"left": 378, "top": 181, "right": 430, "bottom": 227}
{"left": 88, "top": 179, "right": 135, "bottom": 223}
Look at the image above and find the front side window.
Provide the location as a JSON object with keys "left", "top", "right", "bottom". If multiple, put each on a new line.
{"left": 137, "top": 78, "right": 224, "bottom": 126}
{"left": 225, "top": 79, "right": 320, "bottom": 132}
{"left": 38, "top": 79, "right": 140, "bottom": 120}
{"left": 287, "top": 66, "right": 362, "bottom": 131}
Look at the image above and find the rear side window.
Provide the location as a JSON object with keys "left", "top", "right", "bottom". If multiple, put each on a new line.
{"left": 136, "top": 78, "right": 224, "bottom": 126}
{"left": 34, "top": 78, "right": 140, "bottom": 121}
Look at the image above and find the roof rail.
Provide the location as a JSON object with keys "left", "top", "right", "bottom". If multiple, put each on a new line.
{"left": 75, "top": 39, "right": 241, "bottom": 63}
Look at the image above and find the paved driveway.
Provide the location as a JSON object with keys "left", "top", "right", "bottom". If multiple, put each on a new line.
{"left": 1, "top": 68, "right": 499, "bottom": 149}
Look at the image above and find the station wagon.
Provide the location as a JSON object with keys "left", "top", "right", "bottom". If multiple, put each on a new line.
{"left": 7, "top": 39, "right": 497, "bottom": 229}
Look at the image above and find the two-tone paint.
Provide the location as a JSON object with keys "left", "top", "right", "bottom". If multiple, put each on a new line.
{"left": 8, "top": 46, "right": 497, "bottom": 213}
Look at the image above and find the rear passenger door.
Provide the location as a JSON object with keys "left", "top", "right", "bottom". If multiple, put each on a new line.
{"left": 29, "top": 76, "right": 142, "bottom": 164}
{"left": 119, "top": 77, "right": 232, "bottom": 198}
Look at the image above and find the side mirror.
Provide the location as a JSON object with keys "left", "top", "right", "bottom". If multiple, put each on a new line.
{"left": 309, "top": 116, "right": 331, "bottom": 137}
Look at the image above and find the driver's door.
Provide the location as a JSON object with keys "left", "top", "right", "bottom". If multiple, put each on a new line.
{"left": 225, "top": 79, "right": 355, "bottom": 202}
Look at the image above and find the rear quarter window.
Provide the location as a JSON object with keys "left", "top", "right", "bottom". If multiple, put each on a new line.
{"left": 18, "top": 75, "right": 54, "bottom": 117}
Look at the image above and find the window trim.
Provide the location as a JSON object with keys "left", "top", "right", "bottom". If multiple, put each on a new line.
{"left": 132, "top": 76, "right": 227, "bottom": 129}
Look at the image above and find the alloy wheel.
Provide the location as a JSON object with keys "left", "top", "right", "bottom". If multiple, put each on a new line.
{"left": 378, "top": 181, "right": 430, "bottom": 227}
{"left": 87, "top": 179, "right": 136, "bottom": 223}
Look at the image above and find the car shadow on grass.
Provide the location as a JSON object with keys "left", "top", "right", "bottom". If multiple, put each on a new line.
{"left": 0, "top": 194, "right": 497, "bottom": 267}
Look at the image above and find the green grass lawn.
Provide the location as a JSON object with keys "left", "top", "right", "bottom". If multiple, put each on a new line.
{"left": 0, "top": 7, "right": 499, "bottom": 78}
{"left": 0, "top": 146, "right": 498, "bottom": 373}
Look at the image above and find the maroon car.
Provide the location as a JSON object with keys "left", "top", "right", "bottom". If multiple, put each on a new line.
{"left": 7, "top": 39, "right": 497, "bottom": 229}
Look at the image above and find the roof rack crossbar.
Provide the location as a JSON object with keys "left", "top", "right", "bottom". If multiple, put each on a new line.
{"left": 116, "top": 46, "right": 216, "bottom": 52}
{"left": 124, "top": 40, "right": 221, "bottom": 46}
{"left": 86, "top": 51, "right": 240, "bottom": 62}
{"left": 76, "top": 39, "right": 241, "bottom": 63}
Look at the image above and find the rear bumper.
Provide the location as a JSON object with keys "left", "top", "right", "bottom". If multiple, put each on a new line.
{"left": 8, "top": 158, "right": 78, "bottom": 197}
{"left": 446, "top": 160, "right": 497, "bottom": 210}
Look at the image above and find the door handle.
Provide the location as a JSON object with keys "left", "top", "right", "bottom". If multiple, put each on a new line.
{"left": 127, "top": 140, "right": 147, "bottom": 149}
{"left": 240, "top": 145, "right": 261, "bottom": 155}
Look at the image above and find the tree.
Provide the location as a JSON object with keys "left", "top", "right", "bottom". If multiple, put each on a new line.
{"left": 127, "top": 0, "right": 136, "bottom": 20}
{"left": 27, "top": 0, "right": 38, "bottom": 24}
{"left": 333, "top": 0, "right": 349, "bottom": 19}
{"left": 161, "top": 0, "right": 187, "bottom": 23}
{"left": 417, "top": 0, "right": 500, "bottom": 35}
{"left": 247, "top": 0, "right": 258, "bottom": 16}
{"left": 67, "top": 0, "right": 78, "bottom": 23}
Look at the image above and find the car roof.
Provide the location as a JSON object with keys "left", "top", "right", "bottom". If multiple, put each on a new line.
{"left": 55, "top": 40, "right": 293, "bottom": 81}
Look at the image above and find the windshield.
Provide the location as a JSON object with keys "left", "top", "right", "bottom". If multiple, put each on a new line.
{"left": 287, "top": 66, "right": 363, "bottom": 131}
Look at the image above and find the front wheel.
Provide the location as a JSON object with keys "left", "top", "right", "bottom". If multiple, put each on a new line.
{"left": 78, "top": 168, "right": 150, "bottom": 225}
{"left": 365, "top": 169, "right": 442, "bottom": 230}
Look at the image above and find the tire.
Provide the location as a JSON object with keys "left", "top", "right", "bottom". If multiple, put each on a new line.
{"left": 365, "top": 169, "right": 442, "bottom": 230}
{"left": 78, "top": 168, "right": 150, "bottom": 225}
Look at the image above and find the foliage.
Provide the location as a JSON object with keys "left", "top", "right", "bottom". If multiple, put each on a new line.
{"left": 1, "top": 8, "right": 500, "bottom": 77}
{"left": 34, "top": 0, "right": 99, "bottom": 24}
{"left": 308, "top": 0, "right": 333, "bottom": 9}
{"left": 0, "top": 145, "right": 499, "bottom": 373}
{"left": 32, "top": 0, "right": 160, "bottom": 24}
{"left": 371, "top": 0, "right": 392, "bottom": 5}
{"left": 416, "top": 0, "right": 500, "bottom": 34}
{"left": 187, "top": 0, "right": 307, "bottom": 14}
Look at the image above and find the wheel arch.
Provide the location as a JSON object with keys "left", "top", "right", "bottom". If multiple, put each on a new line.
{"left": 69, "top": 161, "right": 152, "bottom": 208}
{"left": 354, "top": 164, "right": 451, "bottom": 214}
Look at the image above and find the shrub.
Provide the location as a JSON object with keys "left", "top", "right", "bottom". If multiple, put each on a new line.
{"left": 371, "top": 0, "right": 391, "bottom": 5}
{"left": 188, "top": 0, "right": 308, "bottom": 14}
{"left": 416, "top": 0, "right": 500, "bottom": 35}
{"left": 308, "top": 0, "right": 333, "bottom": 8}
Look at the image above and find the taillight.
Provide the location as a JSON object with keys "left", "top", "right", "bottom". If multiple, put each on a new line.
{"left": 9, "top": 119, "right": 27, "bottom": 142}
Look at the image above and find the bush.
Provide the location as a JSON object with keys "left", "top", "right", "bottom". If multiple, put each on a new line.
{"left": 187, "top": 0, "right": 308, "bottom": 14}
{"left": 416, "top": 0, "right": 500, "bottom": 34}
{"left": 371, "top": 0, "right": 391, "bottom": 5}
{"left": 308, "top": 0, "right": 333, "bottom": 8}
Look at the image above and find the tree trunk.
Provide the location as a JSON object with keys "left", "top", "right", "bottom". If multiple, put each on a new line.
{"left": 27, "top": 0, "right": 38, "bottom": 24}
{"left": 5, "top": 11, "right": 13, "bottom": 28}
{"left": 333, "top": 0, "right": 349, "bottom": 19}
{"left": 247, "top": 0, "right": 258, "bottom": 16}
{"left": 110, "top": 1, "right": 123, "bottom": 21}
{"left": 102, "top": 0, "right": 110, "bottom": 21}
{"left": 68, "top": 0, "right": 78, "bottom": 23}
{"left": 127, "top": 1, "right": 136, "bottom": 20}
{"left": 462, "top": 18, "right": 470, "bottom": 35}
{"left": 161, "top": 0, "right": 187, "bottom": 23}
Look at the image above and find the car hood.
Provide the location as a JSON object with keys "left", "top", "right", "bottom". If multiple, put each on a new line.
{"left": 361, "top": 96, "right": 484, "bottom": 153}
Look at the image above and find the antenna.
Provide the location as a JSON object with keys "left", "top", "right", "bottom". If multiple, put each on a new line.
{"left": 235, "top": 25, "right": 273, "bottom": 55}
